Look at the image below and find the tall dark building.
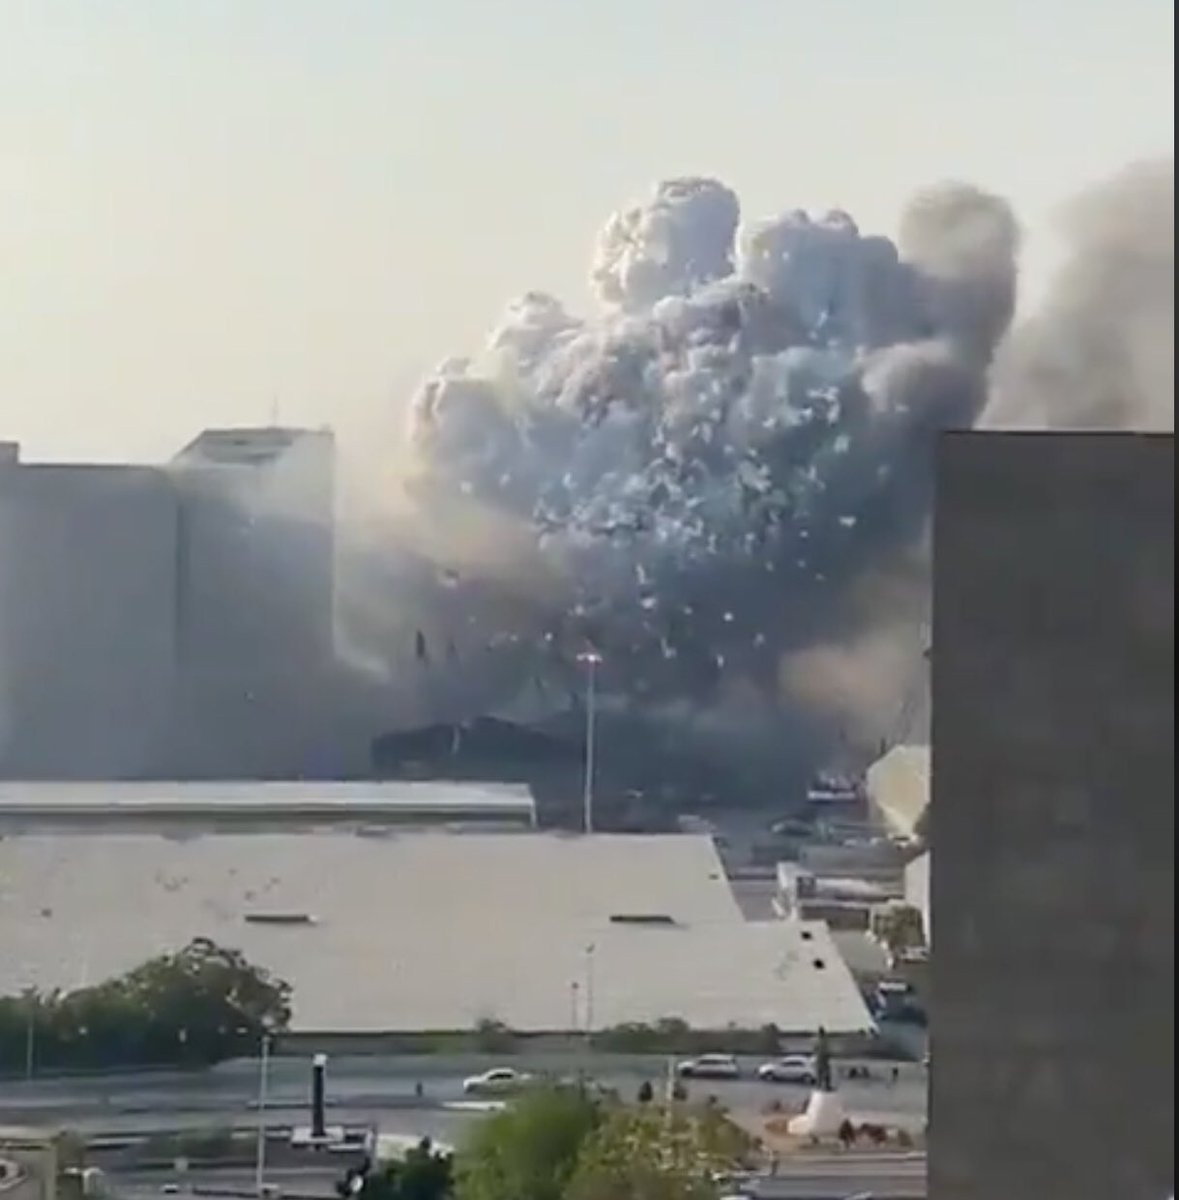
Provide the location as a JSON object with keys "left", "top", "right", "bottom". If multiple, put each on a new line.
{"left": 929, "top": 431, "right": 1174, "bottom": 1200}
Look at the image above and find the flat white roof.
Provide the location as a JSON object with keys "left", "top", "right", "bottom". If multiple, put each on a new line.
{"left": 0, "top": 832, "right": 872, "bottom": 1035}
{"left": 0, "top": 781, "right": 535, "bottom": 822}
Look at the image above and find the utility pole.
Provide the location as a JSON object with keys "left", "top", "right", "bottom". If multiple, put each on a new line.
{"left": 584, "top": 943, "right": 596, "bottom": 1042}
{"left": 25, "top": 994, "right": 35, "bottom": 1081}
{"left": 583, "top": 945, "right": 595, "bottom": 1089}
{"left": 576, "top": 648, "right": 603, "bottom": 834}
{"left": 254, "top": 1032, "right": 271, "bottom": 1195}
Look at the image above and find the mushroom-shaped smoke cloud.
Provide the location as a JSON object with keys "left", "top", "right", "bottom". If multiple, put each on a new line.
{"left": 398, "top": 177, "right": 1018, "bottom": 731}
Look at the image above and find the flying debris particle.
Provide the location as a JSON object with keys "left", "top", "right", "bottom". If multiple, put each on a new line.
{"left": 400, "top": 175, "right": 1018, "bottom": 713}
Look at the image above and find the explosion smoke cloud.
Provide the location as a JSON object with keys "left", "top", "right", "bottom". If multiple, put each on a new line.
{"left": 986, "top": 158, "right": 1174, "bottom": 432}
{"left": 396, "top": 176, "right": 1018, "bottom": 732}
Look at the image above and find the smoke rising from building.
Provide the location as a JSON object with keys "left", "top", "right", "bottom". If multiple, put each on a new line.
{"left": 2, "top": 161, "right": 1171, "bottom": 783}
{"left": 359, "top": 161, "right": 1172, "bottom": 765}
{"left": 372, "top": 176, "right": 1017, "bottom": 753}
{"left": 986, "top": 158, "right": 1174, "bottom": 433}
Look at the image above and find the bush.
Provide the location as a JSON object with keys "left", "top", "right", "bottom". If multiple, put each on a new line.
{"left": 589, "top": 1018, "right": 788, "bottom": 1057}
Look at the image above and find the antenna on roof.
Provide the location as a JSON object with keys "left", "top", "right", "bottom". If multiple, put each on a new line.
{"left": 269, "top": 396, "right": 281, "bottom": 427}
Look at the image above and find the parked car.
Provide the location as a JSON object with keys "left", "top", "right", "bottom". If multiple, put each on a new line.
{"left": 756, "top": 1054, "right": 818, "bottom": 1084}
{"left": 461, "top": 1067, "right": 534, "bottom": 1095}
{"left": 675, "top": 1053, "right": 741, "bottom": 1080}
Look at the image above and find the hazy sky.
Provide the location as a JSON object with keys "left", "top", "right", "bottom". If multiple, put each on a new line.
{"left": 2, "top": 0, "right": 1173, "bottom": 462}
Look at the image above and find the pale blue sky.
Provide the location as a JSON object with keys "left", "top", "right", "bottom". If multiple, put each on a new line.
{"left": 1, "top": 0, "right": 1173, "bottom": 461}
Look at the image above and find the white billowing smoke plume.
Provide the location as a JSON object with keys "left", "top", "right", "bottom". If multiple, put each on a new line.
{"left": 385, "top": 176, "right": 1018, "bottom": 749}
{"left": 986, "top": 158, "right": 1174, "bottom": 432}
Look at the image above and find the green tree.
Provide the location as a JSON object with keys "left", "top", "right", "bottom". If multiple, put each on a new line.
{"left": 454, "top": 1087, "right": 601, "bottom": 1200}
{"left": 0, "top": 939, "right": 290, "bottom": 1072}
{"left": 565, "top": 1104, "right": 754, "bottom": 1200}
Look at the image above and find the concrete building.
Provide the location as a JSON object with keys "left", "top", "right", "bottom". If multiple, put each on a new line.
{"left": 168, "top": 428, "right": 338, "bottom": 775}
{"left": 0, "top": 428, "right": 358, "bottom": 780}
{"left": 929, "top": 431, "right": 1174, "bottom": 1200}
{"left": 0, "top": 780, "right": 537, "bottom": 833}
{"left": 796, "top": 838, "right": 907, "bottom": 881}
{"left": 773, "top": 861, "right": 899, "bottom": 932}
{"left": 904, "top": 851, "right": 930, "bottom": 946}
{"left": 0, "top": 831, "right": 874, "bottom": 1036}
{"left": 0, "top": 463, "right": 180, "bottom": 779}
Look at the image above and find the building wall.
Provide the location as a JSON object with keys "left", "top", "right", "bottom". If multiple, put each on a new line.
{"left": 168, "top": 429, "right": 339, "bottom": 775}
{"left": 0, "top": 429, "right": 362, "bottom": 780}
{"left": 904, "top": 851, "right": 930, "bottom": 945}
{"left": 0, "top": 466, "right": 178, "bottom": 778}
{"left": 929, "top": 432, "right": 1174, "bottom": 1200}
{"left": 798, "top": 841, "right": 906, "bottom": 879}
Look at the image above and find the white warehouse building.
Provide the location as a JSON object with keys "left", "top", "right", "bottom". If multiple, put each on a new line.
{"left": 0, "top": 830, "right": 874, "bottom": 1036}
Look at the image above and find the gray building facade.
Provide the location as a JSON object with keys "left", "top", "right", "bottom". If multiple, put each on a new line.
{"left": 0, "top": 428, "right": 347, "bottom": 779}
{"left": 929, "top": 431, "right": 1174, "bottom": 1199}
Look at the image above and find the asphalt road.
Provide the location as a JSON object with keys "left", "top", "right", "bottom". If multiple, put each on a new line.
{"left": 101, "top": 1157, "right": 926, "bottom": 1200}
{"left": 1, "top": 1053, "right": 927, "bottom": 1130}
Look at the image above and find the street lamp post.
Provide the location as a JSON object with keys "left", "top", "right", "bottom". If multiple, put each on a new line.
{"left": 24, "top": 992, "right": 35, "bottom": 1081}
{"left": 576, "top": 649, "right": 603, "bottom": 835}
{"left": 584, "top": 943, "right": 596, "bottom": 1042}
{"left": 254, "top": 1031, "right": 271, "bottom": 1195}
{"left": 582, "top": 944, "right": 596, "bottom": 1089}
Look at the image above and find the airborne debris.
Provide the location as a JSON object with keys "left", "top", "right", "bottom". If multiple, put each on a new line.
{"left": 397, "top": 176, "right": 1019, "bottom": 720}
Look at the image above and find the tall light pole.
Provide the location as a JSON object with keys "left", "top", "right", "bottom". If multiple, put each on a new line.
{"left": 583, "top": 943, "right": 596, "bottom": 1085}
{"left": 584, "top": 943, "right": 596, "bottom": 1041}
{"left": 24, "top": 991, "right": 36, "bottom": 1081}
{"left": 254, "top": 1031, "right": 271, "bottom": 1195}
{"left": 576, "top": 648, "right": 602, "bottom": 835}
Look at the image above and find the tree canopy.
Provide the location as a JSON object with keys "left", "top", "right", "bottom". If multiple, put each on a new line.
{"left": 0, "top": 938, "right": 291, "bottom": 1071}
{"left": 564, "top": 1104, "right": 755, "bottom": 1200}
{"left": 443, "top": 1086, "right": 756, "bottom": 1200}
{"left": 454, "top": 1086, "right": 602, "bottom": 1200}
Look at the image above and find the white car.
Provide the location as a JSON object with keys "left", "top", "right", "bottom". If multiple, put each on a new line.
{"left": 756, "top": 1054, "right": 818, "bottom": 1084}
{"left": 461, "top": 1067, "right": 534, "bottom": 1095}
{"left": 675, "top": 1053, "right": 740, "bottom": 1080}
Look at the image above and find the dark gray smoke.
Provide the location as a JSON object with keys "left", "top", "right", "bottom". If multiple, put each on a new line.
{"left": 986, "top": 158, "right": 1174, "bottom": 432}
{"left": 380, "top": 177, "right": 1018, "bottom": 746}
